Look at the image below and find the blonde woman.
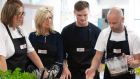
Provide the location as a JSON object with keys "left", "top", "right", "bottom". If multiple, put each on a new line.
{"left": 28, "top": 7, "right": 64, "bottom": 78}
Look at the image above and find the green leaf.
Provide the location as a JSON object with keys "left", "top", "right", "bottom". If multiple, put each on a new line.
{"left": 0, "top": 68, "right": 37, "bottom": 79}
{"left": 135, "top": 68, "right": 140, "bottom": 75}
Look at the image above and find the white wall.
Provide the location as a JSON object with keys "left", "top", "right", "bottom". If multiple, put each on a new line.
{"left": 1, "top": 0, "right": 140, "bottom": 36}
{"left": 129, "top": 0, "right": 140, "bottom": 37}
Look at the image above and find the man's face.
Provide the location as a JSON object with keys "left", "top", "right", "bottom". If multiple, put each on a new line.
{"left": 107, "top": 14, "right": 124, "bottom": 32}
{"left": 74, "top": 8, "right": 89, "bottom": 26}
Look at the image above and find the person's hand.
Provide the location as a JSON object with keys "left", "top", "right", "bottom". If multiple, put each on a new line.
{"left": 127, "top": 55, "right": 134, "bottom": 64}
{"left": 126, "top": 55, "right": 140, "bottom": 68}
{"left": 43, "top": 70, "right": 49, "bottom": 78}
{"left": 123, "top": 53, "right": 135, "bottom": 68}
{"left": 126, "top": 55, "right": 134, "bottom": 67}
{"left": 60, "top": 66, "right": 71, "bottom": 79}
{"left": 85, "top": 67, "right": 96, "bottom": 79}
{"left": 39, "top": 68, "right": 49, "bottom": 79}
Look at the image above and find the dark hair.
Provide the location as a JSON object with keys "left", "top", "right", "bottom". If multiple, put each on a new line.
{"left": 1, "top": 0, "right": 23, "bottom": 26}
{"left": 74, "top": 1, "right": 89, "bottom": 11}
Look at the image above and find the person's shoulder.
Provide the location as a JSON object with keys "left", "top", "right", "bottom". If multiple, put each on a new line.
{"left": 0, "top": 22, "right": 7, "bottom": 34}
{"left": 89, "top": 22, "right": 101, "bottom": 31}
{"left": 50, "top": 30, "right": 63, "bottom": 39}
{"left": 62, "top": 22, "right": 75, "bottom": 31}
{"left": 0, "top": 22, "right": 6, "bottom": 30}
{"left": 126, "top": 26, "right": 139, "bottom": 37}
{"left": 103, "top": 26, "right": 110, "bottom": 30}
{"left": 100, "top": 27, "right": 111, "bottom": 35}
{"left": 51, "top": 30, "right": 62, "bottom": 37}
{"left": 29, "top": 32, "right": 37, "bottom": 38}
{"left": 51, "top": 30, "right": 60, "bottom": 35}
{"left": 29, "top": 31, "right": 36, "bottom": 36}
{"left": 125, "top": 26, "right": 135, "bottom": 33}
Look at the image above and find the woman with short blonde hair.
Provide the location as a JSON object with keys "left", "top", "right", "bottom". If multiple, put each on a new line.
{"left": 35, "top": 7, "right": 54, "bottom": 35}
{"left": 27, "top": 6, "right": 64, "bottom": 78}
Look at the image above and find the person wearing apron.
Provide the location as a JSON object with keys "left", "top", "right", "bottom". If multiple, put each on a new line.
{"left": 5, "top": 25, "right": 28, "bottom": 71}
{"left": 26, "top": 7, "right": 63, "bottom": 78}
{"left": 61, "top": 23, "right": 100, "bottom": 79}
{"left": 0, "top": 1, "right": 48, "bottom": 77}
{"left": 61, "top": 1, "right": 101, "bottom": 79}
{"left": 104, "top": 27, "right": 135, "bottom": 79}
{"left": 86, "top": 7, "right": 140, "bottom": 79}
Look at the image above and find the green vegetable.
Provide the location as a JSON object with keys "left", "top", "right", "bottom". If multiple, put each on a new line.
{"left": 135, "top": 68, "right": 140, "bottom": 75}
{"left": 0, "top": 68, "right": 37, "bottom": 79}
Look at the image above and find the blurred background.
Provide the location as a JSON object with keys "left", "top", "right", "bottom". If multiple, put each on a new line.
{"left": 0, "top": 0, "right": 140, "bottom": 35}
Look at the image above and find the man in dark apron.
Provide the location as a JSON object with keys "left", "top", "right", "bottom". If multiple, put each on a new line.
{"left": 104, "top": 27, "right": 135, "bottom": 79}
{"left": 61, "top": 1, "right": 101, "bottom": 79}
{"left": 86, "top": 7, "right": 140, "bottom": 79}
{"left": 61, "top": 23, "right": 100, "bottom": 79}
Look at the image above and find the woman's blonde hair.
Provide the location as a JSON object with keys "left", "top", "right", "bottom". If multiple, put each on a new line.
{"left": 35, "top": 6, "right": 54, "bottom": 35}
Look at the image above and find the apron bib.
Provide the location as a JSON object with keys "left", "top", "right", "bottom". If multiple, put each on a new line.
{"left": 4, "top": 25, "right": 27, "bottom": 71}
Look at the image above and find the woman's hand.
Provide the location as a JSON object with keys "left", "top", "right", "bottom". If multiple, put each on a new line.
{"left": 43, "top": 70, "right": 49, "bottom": 78}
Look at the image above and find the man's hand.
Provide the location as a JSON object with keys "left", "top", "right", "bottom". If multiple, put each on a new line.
{"left": 60, "top": 66, "right": 71, "bottom": 79}
{"left": 85, "top": 67, "right": 96, "bottom": 79}
{"left": 127, "top": 55, "right": 140, "bottom": 68}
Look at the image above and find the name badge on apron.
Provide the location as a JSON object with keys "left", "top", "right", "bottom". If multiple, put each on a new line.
{"left": 20, "top": 44, "right": 27, "bottom": 49}
{"left": 113, "top": 49, "right": 121, "bottom": 53}
{"left": 76, "top": 48, "right": 85, "bottom": 52}
{"left": 38, "top": 49, "right": 47, "bottom": 54}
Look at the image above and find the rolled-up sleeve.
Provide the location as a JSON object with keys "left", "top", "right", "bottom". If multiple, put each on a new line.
{"left": 19, "top": 27, "right": 35, "bottom": 53}
{"left": 25, "top": 36, "right": 35, "bottom": 53}
{"left": 94, "top": 31, "right": 106, "bottom": 52}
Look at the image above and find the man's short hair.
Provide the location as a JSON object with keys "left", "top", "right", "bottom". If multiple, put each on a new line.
{"left": 74, "top": 1, "right": 89, "bottom": 11}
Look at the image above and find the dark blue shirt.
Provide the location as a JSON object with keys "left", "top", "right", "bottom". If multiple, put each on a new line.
{"left": 29, "top": 31, "right": 63, "bottom": 69}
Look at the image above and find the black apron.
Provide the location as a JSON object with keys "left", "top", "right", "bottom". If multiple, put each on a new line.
{"left": 5, "top": 25, "right": 27, "bottom": 71}
{"left": 67, "top": 24, "right": 99, "bottom": 79}
{"left": 104, "top": 27, "right": 135, "bottom": 79}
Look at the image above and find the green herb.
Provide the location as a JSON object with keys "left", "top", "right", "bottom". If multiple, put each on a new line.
{"left": 135, "top": 68, "right": 140, "bottom": 75}
{"left": 0, "top": 68, "right": 37, "bottom": 79}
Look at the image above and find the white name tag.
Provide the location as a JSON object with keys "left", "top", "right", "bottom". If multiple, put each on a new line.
{"left": 38, "top": 49, "right": 47, "bottom": 54}
{"left": 113, "top": 49, "right": 121, "bottom": 53}
{"left": 76, "top": 48, "right": 85, "bottom": 52}
{"left": 20, "top": 44, "right": 27, "bottom": 49}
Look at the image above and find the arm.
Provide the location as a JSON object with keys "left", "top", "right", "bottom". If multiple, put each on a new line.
{"left": 0, "top": 55, "right": 7, "bottom": 72}
{"left": 127, "top": 35, "right": 140, "bottom": 68}
{"left": 85, "top": 50, "right": 104, "bottom": 79}
{"left": 27, "top": 51, "right": 48, "bottom": 78}
{"left": 56, "top": 34, "right": 63, "bottom": 66}
{"left": 27, "top": 51, "right": 44, "bottom": 69}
